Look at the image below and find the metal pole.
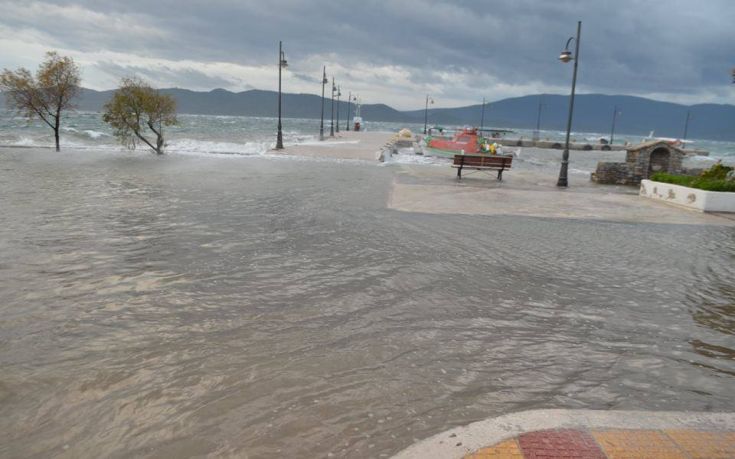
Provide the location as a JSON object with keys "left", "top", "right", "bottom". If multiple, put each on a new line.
{"left": 534, "top": 95, "right": 544, "bottom": 142}
{"left": 276, "top": 41, "right": 284, "bottom": 149}
{"left": 346, "top": 91, "right": 351, "bottom": 131}
{"left": 425, "top": 95, "right": 430, "bottom": 134}
{"left": 480, "top": 97, "right": 486, "bottom": 131}
{"left": 336, "top": 86, "right": 340, "bottom": 133}
{"left": 557, "top": 21, "right": 581, "bottom": 188}
{"left": 610, "top": 105, "right": 619, "bottom": 145}
{"left": 319, "top": 66, "right": 326, "bottom": 140}
{"left": 330, "top": 77, "right": 335, "bottom": 137}
{"left": 683, "top": 110, "right": 691, "bottom": 140}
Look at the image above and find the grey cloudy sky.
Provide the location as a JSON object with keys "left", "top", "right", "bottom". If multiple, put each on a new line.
{"left": 1, "top": 0, "right": 733, "bottom": 109}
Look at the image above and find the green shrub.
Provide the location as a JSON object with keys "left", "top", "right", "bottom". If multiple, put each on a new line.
{"left": 700, "top": 163, "right": 733, "bottom": 180}
{"left": 650, "top": 171, "right": 735, "bottom": 192}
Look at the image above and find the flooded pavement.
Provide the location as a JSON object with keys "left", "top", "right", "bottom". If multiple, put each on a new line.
{"left": 1, "top": 148, "right": 734, "bottom": 458}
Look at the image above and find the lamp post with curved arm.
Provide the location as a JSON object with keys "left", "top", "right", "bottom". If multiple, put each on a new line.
{"left": 556, "top": 21, "right": 581, "bottom": 187}
{"left": 346, "top": 91, "right": 352, "bottom": 131}
{"left": 336, "top": 85, "right": 342, "bottom": 133}
{"left": 319, "top": 66, "right": 327, "bottom": 140}
{"left": 276, "top": 41, "right": 288, "bottom": 150}
{"left": 330, "top": 77, "right": 335, "bottom": 137}
{"left": 423, "top": 95, "right": 434, "bottom": 135}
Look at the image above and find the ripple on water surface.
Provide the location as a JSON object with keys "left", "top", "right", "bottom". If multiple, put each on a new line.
{"left": 0, "top": 149, "right": 734, "bottom": 458}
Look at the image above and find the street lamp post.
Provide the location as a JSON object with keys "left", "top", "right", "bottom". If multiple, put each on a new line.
{"left": 610, "top": 105, "right": 621, "bottom": 145}
{"left": 534, "top": 95, "right": 545, "bottom": 142}
{"left": 557, "top": 21, "right": 581, "bottom": 188}
{"left": 330, "top": 77, "right": 335, "bottom": 137}
{"left": 319, "top": 66, "right": 327, "bottom": 140}
{"left": 276, "top": 41, "right": 288, "bottom": 150}
{"left": 346, "top": 91, "right": 352, "bottom": 131}
{"left": 479, "top": 97, "right": 486, "bottom": 131}
{"left": 336, "top": 85, "right": 341, "bottom": 133}
{"left": 683, "top": 110, "right": 692, "bottom": 140}
{"left": 423, "top": 94, "right": 434, "bottom": 135}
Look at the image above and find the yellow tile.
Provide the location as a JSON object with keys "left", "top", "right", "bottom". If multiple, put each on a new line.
{"left": 665, "top": 429, "right": 735, "bottom": 459}
{"left": 592, "top": 429, "right": 686, "bottom": 459}
{"left": 465, "top": 439, "right": 523, "bottom": 459}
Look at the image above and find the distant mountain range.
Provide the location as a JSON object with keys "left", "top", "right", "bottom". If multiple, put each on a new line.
{"left": 3, "top": 88, "right": 734, "bottom": 141}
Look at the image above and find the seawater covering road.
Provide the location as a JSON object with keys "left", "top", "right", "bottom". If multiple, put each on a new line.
{"left": 0, "top": 149, "right": 733, "bottom": 458}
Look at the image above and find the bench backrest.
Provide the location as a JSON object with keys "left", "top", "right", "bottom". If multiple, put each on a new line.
{"left": 453, "top": 154, "right": 513, "bottom": 168}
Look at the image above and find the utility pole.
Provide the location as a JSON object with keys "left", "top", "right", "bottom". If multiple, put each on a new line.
{"left": 610, "top": 105, "right": 621, "bottom": 145}
{"left": 479, "top": 97, "right": 486, "bottom": 131}
{"left": 683, "top": 110, "right": 692, "bottom": 140}
{"left": 534, "top": 95, "right": 545, "bottom": 142}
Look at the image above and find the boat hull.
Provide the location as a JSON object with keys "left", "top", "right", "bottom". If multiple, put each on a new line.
{"left": 419, "top": 144, "right": 464, "bottom": 158}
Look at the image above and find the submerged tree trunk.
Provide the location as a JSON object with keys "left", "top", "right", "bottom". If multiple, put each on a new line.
{"left": 54, "top": 128, "right": 60, "bottom": 152}
{"left": 155, "top": 133, "right": 164, "bottom": 155}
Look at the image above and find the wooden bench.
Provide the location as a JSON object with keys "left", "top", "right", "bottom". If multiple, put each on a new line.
{"left": 452, "top": 154, "right": 513, "bottom": 181}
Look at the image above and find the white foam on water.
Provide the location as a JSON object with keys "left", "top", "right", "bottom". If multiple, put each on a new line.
{"left": 166, "top": 138, "right": 271, "bottom": 156}
{"left": 83, "top": 130, "right": 108, "bottom": 139}
{"left": 383, "top": 151, "right": 448, "bottom": 166}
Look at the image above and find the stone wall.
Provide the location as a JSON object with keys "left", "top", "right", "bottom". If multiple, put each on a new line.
{"left": 591, "top": 162, "right": 634, "bottom": 185}
{"left": 592, "top": 141, "right": 686, "bottom": 186}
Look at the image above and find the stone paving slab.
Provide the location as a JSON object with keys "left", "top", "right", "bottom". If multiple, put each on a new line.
{"left": 393, "top": 410, "right": 735, "bottom": 459}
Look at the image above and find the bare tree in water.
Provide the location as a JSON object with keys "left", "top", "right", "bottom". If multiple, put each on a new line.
{"left": 102, "top": 78, "right": 177, "bottom": 155}
{"left": 0, "top": 52, "right": 81, "bottom": 152}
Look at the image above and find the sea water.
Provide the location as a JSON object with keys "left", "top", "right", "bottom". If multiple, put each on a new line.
{"left": 2, "top": 111, "right": 734, "bottom": 161}
{"left": 1, "top": 114, "right": 735, "bottom": 458}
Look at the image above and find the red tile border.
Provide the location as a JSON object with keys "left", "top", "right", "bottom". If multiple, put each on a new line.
{"left": 518, "top": 429, "right": 606, "bottom": 458}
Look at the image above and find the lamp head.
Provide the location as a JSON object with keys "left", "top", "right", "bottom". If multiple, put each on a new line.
{"left": 559, "top": 50, "right": 573, "bottom": 63}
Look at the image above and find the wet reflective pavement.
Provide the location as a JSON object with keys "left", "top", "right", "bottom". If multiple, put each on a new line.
{"left": 1, "top": 149, "right": 734, "bottom": 458}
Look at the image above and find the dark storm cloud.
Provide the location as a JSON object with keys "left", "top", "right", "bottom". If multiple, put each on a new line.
{"left": 95, "top": 62, "right": 240, "bottom": 89}
{"left": 1, "top": 0, "right": 733, "bottom": 107}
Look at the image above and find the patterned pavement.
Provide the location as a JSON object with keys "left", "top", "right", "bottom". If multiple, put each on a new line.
{"left": 465, "top": 428, "right": 735, "bottom": 459}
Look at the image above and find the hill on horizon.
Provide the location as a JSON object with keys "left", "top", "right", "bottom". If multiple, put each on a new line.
{"left": 3, "top": 88, "right": 734, "bottom": 141}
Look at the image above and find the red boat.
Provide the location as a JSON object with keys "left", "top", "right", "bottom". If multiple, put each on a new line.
{"left": 421, "top": 127, "right": 511, "bottom": 158}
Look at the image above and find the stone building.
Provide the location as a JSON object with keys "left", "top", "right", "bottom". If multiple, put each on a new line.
{"left": 591, "top": 140, "right": 685, "bottom": 185}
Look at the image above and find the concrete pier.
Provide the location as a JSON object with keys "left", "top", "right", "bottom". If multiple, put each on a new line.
{"left": 276, "top": 130, "right": 394, "bottom": 161}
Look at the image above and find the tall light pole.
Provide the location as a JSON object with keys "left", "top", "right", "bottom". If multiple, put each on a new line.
{"left": 683, "top": 110, "right": 692, "bottom": 140}
{"left": 346, "top": 91, "right": 352, "bottom": 131}
{"left": 319, "top": 66, "right": 327, "bottom": 140}
{"left": 276, "top": 41, "right": 287, "bottom": 150}
{"left": 336, "top": 85, "right": 341, "bottom": 133}
{"left": 557, "top": 21, "right": 581, "bottom": 188}
{"left": 534, "top": 95, "right": 545, "bottom": 142}
{"left": 423, "top": 95, "right": 434, "bottom": 134}
{"left": 330, "top": 77, "right": 336, "bottom": 137}
{"left": 479, "top": 97, "right": 486, "bottom": 131}
{"left": 610, "top": 105, "right": 621, "bottom": 145}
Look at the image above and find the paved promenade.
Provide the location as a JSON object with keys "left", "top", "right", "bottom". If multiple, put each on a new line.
{"left": 394, "top": 410, "right": 735, "bottom": 459}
